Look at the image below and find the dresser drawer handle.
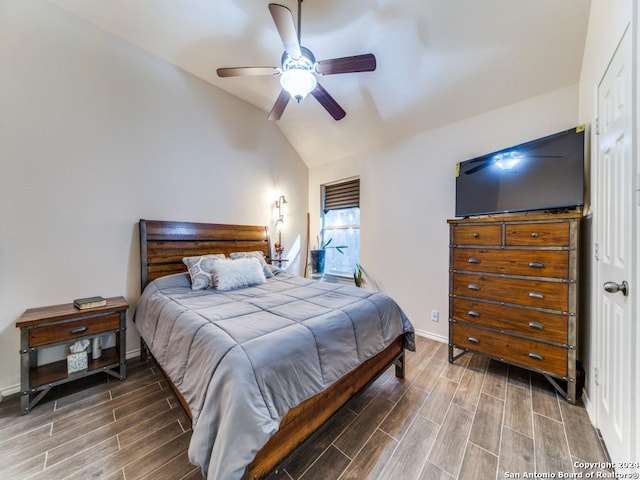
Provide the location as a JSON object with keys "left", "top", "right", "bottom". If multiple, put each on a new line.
{"left": 70, "top": 326, "right": 88, "bottom": 335}
{"left": 468, "top": 284, "right": 481, "bottom": 291}
{"left": 528, "top": 261, "right": 546, "bottom": 268}
{"left": 528, "top": 322, "right": 545, "bottom": 330}
{"left": 528, "top": 352, "right": 545, "bottom": 361}
{"left": 528, "top": 292, "right": 545, "bottom": 299}
{"left": 531, "top": 232, "right": 539, "bottom": 238}
{"left": 467, "top": 310, "right": 481, "bottom": 317}
{"left": 472, "top": 232, "right": 480, "bottom": 238}
{"left": 468, "top": 258, "right": 481, "bottom": 264}
{"left": 467, "top": 337, "right": 480, "bottom": 344}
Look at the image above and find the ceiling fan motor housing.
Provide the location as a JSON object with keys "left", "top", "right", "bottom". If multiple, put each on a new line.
{"left": 281, "top": 46, "right": 316, "bottom": 72}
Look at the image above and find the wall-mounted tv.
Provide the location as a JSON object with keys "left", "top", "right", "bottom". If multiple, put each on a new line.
{"left": 455, "top": 127, "right": 585, "bottom": 217}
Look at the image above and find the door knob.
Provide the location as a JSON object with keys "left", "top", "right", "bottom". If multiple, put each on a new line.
{"left": 603, "top": 280, "right": 629, "bottom": 296}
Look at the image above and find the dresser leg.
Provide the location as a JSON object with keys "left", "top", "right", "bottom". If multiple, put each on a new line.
{"left": 543, "top": 373, "right": 577, "bottom": 405}
{"left": 449, "top": 344, "right": 469, "bottom": 364}
{"left": 567, "top": 380, "right": 576, "bottom": 405}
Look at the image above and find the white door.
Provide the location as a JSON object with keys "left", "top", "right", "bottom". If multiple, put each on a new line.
{"left": 595, "top": 26, "right": 635, "bottom": 464}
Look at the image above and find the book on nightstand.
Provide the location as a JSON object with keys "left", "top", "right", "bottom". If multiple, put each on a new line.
{"left": 73, "top": 296, "right": 107, "bottom": 310}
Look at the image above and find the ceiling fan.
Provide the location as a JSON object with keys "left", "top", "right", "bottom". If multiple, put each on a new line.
{"left": 216, "top": 0, "right": 377, "bottom": 121}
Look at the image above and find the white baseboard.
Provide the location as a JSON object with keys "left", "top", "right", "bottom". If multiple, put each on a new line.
{"left": 0, "top": 348, "right": 143, "bottom": 401}
{"left": 0, "top": 384, "right": 19, "bottom": 399}
{"left": 414, "top": 328, "right": 448, "bottom": 344}
{"left": 126, "top": 348, "right": 141, "bottom": 361}
{"left": 583, "top": 389, "right": 597, "bottom": 425}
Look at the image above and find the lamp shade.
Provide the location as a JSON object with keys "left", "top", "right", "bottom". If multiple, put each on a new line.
{"left": 280, "top": 69, "right": 317, "bottom": 102}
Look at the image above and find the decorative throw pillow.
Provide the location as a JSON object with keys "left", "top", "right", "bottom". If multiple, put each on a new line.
{"left": 229, "top": 251, "right": 274, "bottom": 278}
{"left": 182, "top": 254, "right": 225, "bottom": 290}
{"left": 211, "top": 257, "right": 266, "bottom": 291}
{"left": 265, "top": 264, "right": 283, "bottom": 276}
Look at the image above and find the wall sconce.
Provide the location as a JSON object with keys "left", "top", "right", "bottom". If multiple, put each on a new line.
{"left": 274, "top": 195, "right": 289, "bottom": 267}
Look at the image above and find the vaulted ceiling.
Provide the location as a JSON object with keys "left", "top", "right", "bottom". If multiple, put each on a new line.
{"left": 48, "top": 0, "right": 591, "bottom": 166}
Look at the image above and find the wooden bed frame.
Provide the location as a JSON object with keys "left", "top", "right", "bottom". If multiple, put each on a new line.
{"left": 138, "top": 219, "right": 406, "bottom": 479}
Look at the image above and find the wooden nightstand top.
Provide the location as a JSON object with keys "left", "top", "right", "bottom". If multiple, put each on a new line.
{"left": 16, "top": 296, "right": 129, "bottom": 328}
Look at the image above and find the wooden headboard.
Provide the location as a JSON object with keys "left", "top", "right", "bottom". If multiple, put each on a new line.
{"left": 139, "top": 219, "right": 271, "bottom": 291}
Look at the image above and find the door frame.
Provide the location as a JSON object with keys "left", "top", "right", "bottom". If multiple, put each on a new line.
{"left": 634, "top": 0, "right": 639, "bottom": 463}
{"left": 590, "top": 11, "right": 639, "bottom": 462}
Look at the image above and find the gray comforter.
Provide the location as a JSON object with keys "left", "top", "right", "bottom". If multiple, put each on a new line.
{"left": 134, "top": 270, "right": 414, "bottom": 479}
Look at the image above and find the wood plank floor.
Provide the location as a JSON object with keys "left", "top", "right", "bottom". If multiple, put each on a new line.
{"left": 0, "top": 336, "right": 610, "bottom": 480}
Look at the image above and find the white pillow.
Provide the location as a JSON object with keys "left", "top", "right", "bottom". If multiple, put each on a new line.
{"left": 182, "top": 254, "right": 225, "bottom": 290}
{"left": 211, "top": 257, "right": 266, "bottom": 291}
{"left": 230, "top": 251, "right": 274, "bottom": 278}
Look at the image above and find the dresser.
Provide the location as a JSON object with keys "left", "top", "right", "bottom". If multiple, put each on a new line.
{"left": 448, "top": 212, "right": 581, "bottom": 403}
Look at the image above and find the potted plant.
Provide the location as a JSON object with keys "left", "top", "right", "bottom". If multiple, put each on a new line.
{"left": 353, "top": 264, "right": 364, "bottom": 287}
{"left": 310, "top": 237, "right": 346, "bottom": 276}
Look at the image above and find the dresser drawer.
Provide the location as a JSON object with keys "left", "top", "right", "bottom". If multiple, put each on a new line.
{"left": 29, "top": 313, "right": 120, "bottom": 347}
{"left": 452, "top": 323, "right": 567, "bottom": 377}
{"left": 452, "top": 225, "right": 502, "bottom": 245}
{"left": 452, "top": 248, "right": 569, "bottom": 278}
{"left": 451, "top": 298, "right": 568, "bottom": 344}
{"left": 452, "top": 273, "right": 568, "bottom": 311}
{"left": 505, "top": 222, "right": 569, "bottom": 246}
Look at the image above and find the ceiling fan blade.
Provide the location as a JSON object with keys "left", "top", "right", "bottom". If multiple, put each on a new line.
{"left": 217, "top": 67, "right": 280, "bottom": 78}
{"left": 268, "top": 4, "right": 302, "bottom": 60}
{"left": 268, "top": 89, "right": 291, "bottom": 121}
{"left": 316, "top": 53, "right": 377, "bottom": 75}
{"left": 311, "top": 83, "right": 346, "bottom": 121}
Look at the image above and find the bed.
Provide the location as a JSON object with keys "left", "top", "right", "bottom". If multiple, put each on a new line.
{"left": 135, "top": 219, "right": 415, "bottom": 479}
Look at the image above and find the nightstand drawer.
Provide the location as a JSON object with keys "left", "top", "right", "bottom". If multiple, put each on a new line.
{"left": 452, "top": 273, "right": 568, "bottom": 311}
{"left": 451, "top": 298, "right": 568, "bottom": 344}
{"left": 452, "top": 323, "right": 567, "bottom": 377}
{"left": 29, "top": 313, "right": 120, "bottom": 347}
{"left": 453, "top": 248, "right": 569, "bottom": 278}
{"left": 505, "top": 222, "right": 569, "bottom": 246}
{"left": 452, "top": 225, "right": 502, "bottom": 245}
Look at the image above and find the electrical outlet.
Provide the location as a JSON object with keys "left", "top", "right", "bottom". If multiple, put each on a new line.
{"left": 431, "top": 310, "right": 439, "bottom": 322}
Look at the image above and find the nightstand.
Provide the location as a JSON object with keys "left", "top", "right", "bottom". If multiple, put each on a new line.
{"left": 16, "top": 296, "right": 129, "bottom": 414}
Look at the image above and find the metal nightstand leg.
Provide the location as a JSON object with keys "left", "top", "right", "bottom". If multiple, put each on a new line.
{"left": 19, "top": 328, "right": 31, "bottom": 414}
{"left": 118, "top": 310, "right": 127, "bottom": 380}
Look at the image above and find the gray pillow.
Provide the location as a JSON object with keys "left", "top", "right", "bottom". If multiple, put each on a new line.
{"left": 182, "top": 254, "right": 225, "bottom": 290}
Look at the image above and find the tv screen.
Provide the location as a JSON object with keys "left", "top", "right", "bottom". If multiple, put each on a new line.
{"left": 455, "top": 127, "right": 585, "bottom": 217}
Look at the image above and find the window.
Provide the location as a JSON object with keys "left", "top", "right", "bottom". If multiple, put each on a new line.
{"left": 321, "top": 178, "right": 360, "bottom": 276}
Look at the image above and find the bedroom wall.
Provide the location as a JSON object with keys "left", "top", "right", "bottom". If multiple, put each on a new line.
{"left": 308, "top": 85, "right": 580, "bottom": 343}
{"left": 0, "top": 2, "right": 308, "bottom": 395}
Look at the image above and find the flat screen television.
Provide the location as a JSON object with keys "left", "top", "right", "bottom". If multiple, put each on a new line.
{"left": 455, "top": 126, "right": 585, "bottom": 217}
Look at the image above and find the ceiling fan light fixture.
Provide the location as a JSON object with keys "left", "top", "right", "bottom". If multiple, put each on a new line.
{"left": 280, "top": 68, "right": 317, "bottom": 102}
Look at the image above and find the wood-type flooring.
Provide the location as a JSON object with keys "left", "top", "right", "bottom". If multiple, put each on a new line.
{"left": 0, "top": 336, "right": 610, "bottom": 480}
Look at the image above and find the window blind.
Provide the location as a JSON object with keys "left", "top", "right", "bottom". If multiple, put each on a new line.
{"left": 322, "top": 178, "right": 360, "bottom": 212}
